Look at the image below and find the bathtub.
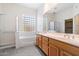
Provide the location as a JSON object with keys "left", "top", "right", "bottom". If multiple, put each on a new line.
{"left": 15, "top": 32, "right": 36, "bottom": 48}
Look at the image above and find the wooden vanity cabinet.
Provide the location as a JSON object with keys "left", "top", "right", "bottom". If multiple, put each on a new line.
{"left": 42, "top": 36, "right": 49, "bottom": 55}
{"left": 36, "top": 34, "right": 79, "bottom": 56}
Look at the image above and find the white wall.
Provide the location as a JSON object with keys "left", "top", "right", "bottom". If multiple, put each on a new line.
{"left": 73, "top": 4, "right": 79, "bottom": 16}
{"left": 0, "top": 4, "right": 2, "bottom": 12}
{"left": 37, "top": 5, "right": 44, "bottom": 32}
{"left": 0, "top": 4, "right": 3, "bottom": 13}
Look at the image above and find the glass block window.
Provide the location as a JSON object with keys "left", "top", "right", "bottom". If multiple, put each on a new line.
{"left": 23, "top": 16, "right": 36, "bottom": 32}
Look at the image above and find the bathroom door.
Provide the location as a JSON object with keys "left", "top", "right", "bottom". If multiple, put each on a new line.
{"left": 65, "top": 19, "right": 73, "bottom": 33}
{"left": 49, "top": 22, "right": 54, "bottom": 30}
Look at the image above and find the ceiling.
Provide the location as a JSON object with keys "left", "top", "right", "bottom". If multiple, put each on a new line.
{"left": 18, "top": 3, "right": 43, "bottom": 10}
{"left": 18, "top": 3, "right": 74, "bottom": 14}
{"left": 47, "top": 3, "right": 74, "bottom": 14}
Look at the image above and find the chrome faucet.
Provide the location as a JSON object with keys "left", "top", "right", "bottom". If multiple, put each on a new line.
{"left": 70, "top": 35, "right": 75, "bottom": 39}
{"left": 64, "top": 34, "right": 75, "bottom": 39}
{"left": 64, "top": 34, "right": 70, "bottom": 39}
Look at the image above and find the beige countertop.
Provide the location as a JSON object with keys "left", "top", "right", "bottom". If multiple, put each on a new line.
{"left": 37, "top": 32, "right": 79, "bottom": 47}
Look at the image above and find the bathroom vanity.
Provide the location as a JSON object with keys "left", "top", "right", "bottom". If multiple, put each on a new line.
{"left": 36, "top": 32, "right": 79, "bottom": 56}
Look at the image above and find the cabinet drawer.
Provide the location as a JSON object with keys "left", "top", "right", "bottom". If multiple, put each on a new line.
{"left": 42, "top": 36, "right": 48, "bottom": 45}
{"left": 42, "top": 40, "right": 48, "bottom": 45}
{"left": 42, "top": 36, "right": 48, "bottom": 42}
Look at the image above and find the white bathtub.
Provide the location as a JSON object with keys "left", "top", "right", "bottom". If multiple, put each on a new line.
{"left": 16, "top": 32, "right": 36, "bottom": 48}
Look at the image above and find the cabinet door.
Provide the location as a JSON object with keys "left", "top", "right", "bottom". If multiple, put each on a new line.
{"left": 49, "top": 43, "right": 59, "bottom": 56}
{"left": 38, "top": 35, "right": 42, "bottom": 48}
{"left": 42, "top": 43, "right": 48, "bottom": 55}
{"left": 60, "top": 50, "right": 72, "bottom": 56}
{"left": 42, "top": 36, "right": 49, "bottom": 55}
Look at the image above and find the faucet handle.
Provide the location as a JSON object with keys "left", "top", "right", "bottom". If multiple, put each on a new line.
{"left": 72, "top": 35, "right": 75, "bottom": 39}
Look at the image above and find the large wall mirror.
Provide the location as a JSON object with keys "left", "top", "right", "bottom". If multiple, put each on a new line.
{"left": 43, "top": 3, "right": 79, "bottom": 34}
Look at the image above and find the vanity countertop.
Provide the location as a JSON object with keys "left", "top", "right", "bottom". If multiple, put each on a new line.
{"left": 37, "top": 32, "right": 79, "bottom": 47}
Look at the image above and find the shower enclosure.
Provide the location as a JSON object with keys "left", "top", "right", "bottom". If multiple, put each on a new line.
{"left": 0, "top": 14, "right": 15, "bottom": 49}
{"left": 16, "top": 15, "right": 37, "bottom": 48}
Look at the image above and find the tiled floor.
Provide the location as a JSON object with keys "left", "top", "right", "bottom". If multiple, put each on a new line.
{"left": 0, "top": 44, "right": 45, "bottom": 56}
